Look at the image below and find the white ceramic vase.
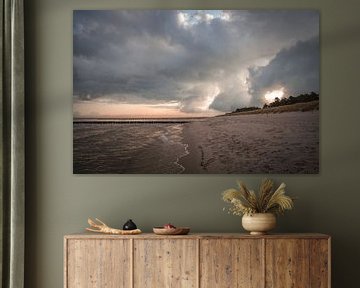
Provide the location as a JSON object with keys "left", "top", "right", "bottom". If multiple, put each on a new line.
{"left": 242, "top": 213, "right": 276, "bottom": 235}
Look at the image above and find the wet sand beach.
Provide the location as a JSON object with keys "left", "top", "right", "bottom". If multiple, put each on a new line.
{"left": 179, "top": 111, "right": 319, "bottom": 174}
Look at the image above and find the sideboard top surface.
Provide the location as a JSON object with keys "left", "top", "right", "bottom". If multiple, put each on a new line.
{"left": 64, "top": 232, "right": 330, "bottom": 240}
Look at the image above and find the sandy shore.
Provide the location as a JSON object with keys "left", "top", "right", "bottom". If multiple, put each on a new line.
{"left": 179, "top": 111, "right": 319, "bottom": 174}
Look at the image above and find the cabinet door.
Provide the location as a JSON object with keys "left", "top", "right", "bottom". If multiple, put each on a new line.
{"left": 266, "top": 239, "right": 309, "bottom": 288}
{"left": 66, "top": 239, "right": 131, "bottom": 288}
{"left": 200, "top": 239, "right": 264, "bottom": 288}
{"left": 134, "top": 239, "right": 198, "bottom": 288}
{"left": 309, "top": 239, "right": 330, "bottom": 288}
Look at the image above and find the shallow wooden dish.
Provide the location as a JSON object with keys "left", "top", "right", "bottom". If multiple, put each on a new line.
{"left": 153, "top": 227, "right": 190, "bottom": 235}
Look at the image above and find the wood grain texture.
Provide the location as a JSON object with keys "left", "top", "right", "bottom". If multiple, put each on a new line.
{"left": 265, "top": 239, "right": 310, "bottom": 288}
{"left": 310, "top": 239, "right": 330, "bottom": 288}
{"left": 64, "top": 234, "right": 330, "bottom": 288}
{"left": 200, "top": 239, "right": 264, "bottom": 288}
{"left": 66, "top": 239, "right": 131, "bottom": 288}
{"left": 65, "top": 233, "right": 330, "bottom": 240}
{"left": 64, "top": 239, "right": 68, "bottom": 288}
{"left": 133, "top": 239, "right": 197, "bottom": 288}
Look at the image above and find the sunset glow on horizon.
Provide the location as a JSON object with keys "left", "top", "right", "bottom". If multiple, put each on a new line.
{"left": 73, "top": 101, "right": 221, "bottom": 119}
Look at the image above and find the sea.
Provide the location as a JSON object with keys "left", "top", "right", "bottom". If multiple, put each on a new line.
{"left": 73, "top": 118, "right": 199, "bottom": 174}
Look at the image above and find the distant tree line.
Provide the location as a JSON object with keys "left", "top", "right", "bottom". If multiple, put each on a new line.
{"left": 263, "top": 92, "right": 319, "bottom": 109}
{"left": 231, "top": 92, "right": 319, "bottom": 113}
{"left": 233, "top": 106, "right": 261, "bottom": 113}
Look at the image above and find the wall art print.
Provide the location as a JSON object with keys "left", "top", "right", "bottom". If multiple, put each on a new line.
{"left": 73, "top": 10, "right": 319, "bottom": 174}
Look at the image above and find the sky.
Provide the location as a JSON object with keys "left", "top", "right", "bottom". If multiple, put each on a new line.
{"left": 73, "top": 10, "right": 319, "bottom": 118}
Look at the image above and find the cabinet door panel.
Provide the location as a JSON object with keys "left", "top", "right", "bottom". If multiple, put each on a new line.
{"left": 200, "top": 239, "right": 264, "bottom": 288}
{"left": 310, "top": 239, "right": 330, "bottom": 288}
{"left": 265, "top": 239, "right": 310, "bottom": 288}
{"left": 134, "top": 239, "right": 198, "bottom": 288}
{"left": 66, "top": 239, "right": 131, "bottom": 288}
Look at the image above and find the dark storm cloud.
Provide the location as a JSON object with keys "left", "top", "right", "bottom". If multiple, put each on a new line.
{"left": 209, "top": 90, "right": 249, "bottom": 112}
{"left": 247, "top": 37, "right": 320, "bottom": 106}
{"left": 73, "top": 10, "right": 319, "bottom": 113}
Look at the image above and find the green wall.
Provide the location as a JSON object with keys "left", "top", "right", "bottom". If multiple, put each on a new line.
{"left": 25, "top": 0, "right": 360, "bottom": 287}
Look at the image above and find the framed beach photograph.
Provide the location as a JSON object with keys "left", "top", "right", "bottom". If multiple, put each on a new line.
{"left": 73, "top": 10, "right": 319, "bottom": 174}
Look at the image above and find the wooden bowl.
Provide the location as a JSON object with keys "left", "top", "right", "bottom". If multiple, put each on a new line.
{"left": 153, "top": 227, "right": 190, "bottom": 235}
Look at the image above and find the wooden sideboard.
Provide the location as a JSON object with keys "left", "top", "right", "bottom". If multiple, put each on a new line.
{"left": 64, "top": 233, "right": 330, "bottom": 288}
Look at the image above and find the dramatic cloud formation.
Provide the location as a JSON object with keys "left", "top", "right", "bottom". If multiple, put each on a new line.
{"left": 73, "top": 10, "right": 319, "bottom": 117}
{"left": 247, "top": 37, "right": 320, "bottom": 106}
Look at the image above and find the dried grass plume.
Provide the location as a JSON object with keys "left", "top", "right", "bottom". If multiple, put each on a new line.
{"left": 222, "top": 179, "right": 294, "bottom": 216}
